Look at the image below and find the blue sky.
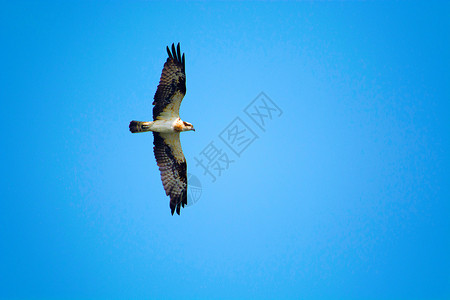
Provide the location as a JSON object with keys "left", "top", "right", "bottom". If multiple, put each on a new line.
{"left": 1, "top": 1, "right": 449, "bottom": 299}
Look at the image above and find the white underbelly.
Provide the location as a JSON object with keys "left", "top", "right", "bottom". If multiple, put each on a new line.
{"left": 150, "top": 119, "right": 177, "bottom": 133}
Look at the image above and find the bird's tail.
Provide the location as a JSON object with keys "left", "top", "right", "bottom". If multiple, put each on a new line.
{"left": 129, "top": 121, "right": 153, "bottom": 133}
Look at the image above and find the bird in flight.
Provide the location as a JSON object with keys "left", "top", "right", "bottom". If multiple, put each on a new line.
{"left": 129, "top": 43, "right": 195, "bottom": 215}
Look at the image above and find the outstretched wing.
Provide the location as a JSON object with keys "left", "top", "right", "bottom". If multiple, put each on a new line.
{"left": 153, "top": 43, "right": 186, "bottom": 121}
{"left": 153, "top": 132, "right": 187, "bottom": 215}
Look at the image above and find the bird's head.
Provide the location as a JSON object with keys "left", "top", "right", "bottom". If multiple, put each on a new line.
{"left": 183, "top": 121, "right": 195, "bottom": 132}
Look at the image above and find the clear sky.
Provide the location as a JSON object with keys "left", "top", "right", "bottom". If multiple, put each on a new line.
{"left": 1, "top": 1, "right": 449, "bottom": 299}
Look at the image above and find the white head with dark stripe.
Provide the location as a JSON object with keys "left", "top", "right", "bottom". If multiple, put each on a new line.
{"left": 182, "top": 121, "right": 195, "bottom": 132}
{"left": 173, "top": 119, "right": 195, "bottom": 132}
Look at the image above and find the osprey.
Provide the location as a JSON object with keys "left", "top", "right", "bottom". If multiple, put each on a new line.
{"left": 129, "top": 43, "right": 195, "bottom": 215}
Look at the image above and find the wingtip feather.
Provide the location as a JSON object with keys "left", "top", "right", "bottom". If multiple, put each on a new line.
{"left": 169, "top": 193, "right": 186, "bottom": 216}
{"left": 176, "top": 43, "right": 181, "bottom": 62}
{"left": 166, "top": 46, "right": 172, "bottom": 59}
{"left": 166, "top": 42, "right": 185, "bottom": 69}
{"left": 171, "top": 43, "right": 176, "bottom": 60}
{"left": 170, "top": 200, "right": 181, "bottom": 216}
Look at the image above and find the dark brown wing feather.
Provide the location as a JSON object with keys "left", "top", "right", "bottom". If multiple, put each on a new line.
{"left": 153, "top": 43, "right": 186, "bottom": 120}
{"left": 153, "top": 132, "right": 187, "bottom": 215}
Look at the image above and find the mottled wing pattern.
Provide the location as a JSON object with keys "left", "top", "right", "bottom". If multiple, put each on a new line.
{"left": 153, "top": 132, "right": 187, "bottom": 215}
{"left": 153, "top": 43, "right": 186, "bottom": 120}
